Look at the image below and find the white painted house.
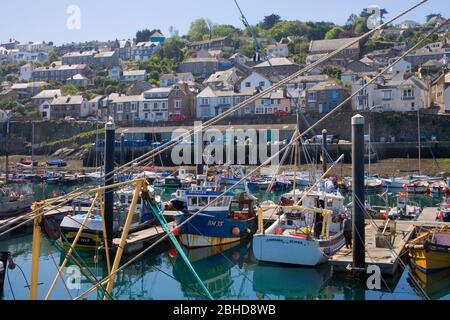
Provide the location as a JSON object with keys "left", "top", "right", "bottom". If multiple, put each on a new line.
{"left": 240, "top": 72, "right": 271, "bottom": 91}
{"left": 352, "top": 75, "right": 429, "bottom": 112}
{"left": 389, "top": 58, "right": 412, "bottom": 77}
{"left": 0, "top": 110, "right": 11, "bottom": 123}
{"left": 196, "top": 87, "right": 254, "bottom": 118}
{"left": 19, "top": 63, "right": 34, "bottom": 81}
{"left": 140, "top": 88, "right": 171, "bottom": 122}
{"left": 266, "top": 43, "right": 289, "bottom": 58}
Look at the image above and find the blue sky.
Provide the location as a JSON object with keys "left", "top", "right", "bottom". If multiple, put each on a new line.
{"left": 1, "top": 0, "right": 448, "bottom": 45}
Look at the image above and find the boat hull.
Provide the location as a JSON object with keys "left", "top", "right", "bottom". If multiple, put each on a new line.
{"left": 409, "top": 243, "right": 450, "bottom": 274}
{"left": 0, "top": 198, "right": 33, "bottom": 218}
{"left": 252, "top": 233, "right": 345, "bottom": 267}
{"left": 175, "top": 213, "right": 257, "bottom": 249}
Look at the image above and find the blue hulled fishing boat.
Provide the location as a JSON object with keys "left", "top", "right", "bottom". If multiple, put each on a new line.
{"left": 174, "top": 190, "right": 258, "bottom": 248}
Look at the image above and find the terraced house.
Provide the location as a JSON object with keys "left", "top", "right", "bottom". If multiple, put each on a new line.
{"left": 196, "top": 87, "right": 255, "bottom": 118}
{"left": 140, "top": 88, "right": 171, "bottom": 122}
{"left": 32, "top": 62, "right": 88, "bottom": 82}
{"left": 49, "top": 95, "right": 89, "bottom": 120}
{"left": 109, "top": 94, "right": 141, "bottom": 122}
{"left": 304, "top": 81, "right": 350, "bottom": 113}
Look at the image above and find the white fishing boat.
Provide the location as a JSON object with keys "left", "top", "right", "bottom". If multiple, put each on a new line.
{"left": 0, "top": 186, "right": 33, "bottom": 218}
{"left": 253, "top": 188, "right": 347, "bottom": 267}
{"left": 60, "top": 186, "right": 160, "bottom": 248}
{"left": 388, "top": 192, "right": 422, "bottom": 220}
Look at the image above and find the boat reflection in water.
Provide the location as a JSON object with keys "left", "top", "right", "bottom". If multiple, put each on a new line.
{"left": 409, "top": 267, "right": 450, "bottom": 300}
{"left": 252, "top": 263, "right": 332, "bottom": 300}
{"left": 171, "top": 241, "right": 251, "bottom": 299}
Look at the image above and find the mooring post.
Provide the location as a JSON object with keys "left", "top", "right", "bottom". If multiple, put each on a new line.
{"left": 352, "top": 115, "right": 365, "bottom": 271}
{"left": 104, "top": 122, "right": 115, "bottom": 247}
{"left": 0, "top": 252, "right": 9, "bottom": 300}
{"left": 120, "top": 132, "right": 125, "bottom": 166}
{"left": 322, "top": 129, "right": 328, "bottom": 175}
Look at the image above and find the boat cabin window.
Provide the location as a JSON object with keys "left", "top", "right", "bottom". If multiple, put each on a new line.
{"left": 326, "top": 199, "right": 333, "bottom": 209}
{"left": 198, "top": 197, "right": 209, "bottom": 207}
{"left": 188, "top": 197, "right": 198, "bottom": 206}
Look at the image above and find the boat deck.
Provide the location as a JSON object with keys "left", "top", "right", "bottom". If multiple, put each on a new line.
{"left": 112, "top": 221, "right": 177, "bottom": 254}
{"left": 330, "top": 207, "right": 449, "bottom": 275}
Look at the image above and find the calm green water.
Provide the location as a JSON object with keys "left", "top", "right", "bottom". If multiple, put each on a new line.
{"left": 1, "top": 183, "right": 449, "bottom": 301}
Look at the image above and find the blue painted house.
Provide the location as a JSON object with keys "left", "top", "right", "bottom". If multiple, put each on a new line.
{"left": 150, "top": 31, "right": 166, "bottom": 44}
{"left": 305, "top": 81, "right": 350, "bottom": 114}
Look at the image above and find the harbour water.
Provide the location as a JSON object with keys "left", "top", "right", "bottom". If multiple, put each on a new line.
{"left": 1, "top": 183, "right": 449, "bottom": 300}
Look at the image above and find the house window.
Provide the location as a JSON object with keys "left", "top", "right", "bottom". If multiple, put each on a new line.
{"left": 131, "top": 103, "right": 137, "bottom": 112}
{"left": 411, "top": 102, "right": 416, "bottom": 110}
{"left": 153, "top": 102, "right": 158, "bottom": 110}
{"left": 201, "top": 98, "right": 209, "bottom": 105}
{"left": 245, "top": 82, "right": 251, "bottom": 88}
{"left": 308, "top": 92, "right": 316, "bottom": 102}
{"left": 383, "top": 90, "right": 392, "bottom": 100}
{"left": 259, "top": 81, "right": 265, "bottom": 87}
{"left": 175, "top": 100, "right": 181, "bottom": 109}
{"left": 403, "top": 88, "right": 414, "bottom": 98}
{"left": 117, "top": 104, "right": 123, "bottom": 112}
{"left": 162, "top": 102, "right": 167, "bottom": 110}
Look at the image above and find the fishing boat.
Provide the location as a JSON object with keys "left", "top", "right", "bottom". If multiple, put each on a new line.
{"left": 59, "top": 186, "right": 160, "bottom": 249}
{"left": 42, "top": 171, "right": 62, "bottom": 184}
{"left": 388, "top": 192, "right": 421, "bottom": 220}
{"left": 430, "top": 181, "right": 450, "bottom": 197}
{"left": 253, "top": 188, "right": 347, "bottom": 267}
{"left": 5, "top": 173, "right": 30, "bottom": 185}
{"left": 46, "top": 159, "right": 67, "bottom": 167}
{"left": 365, "top": 204, "right": 390, "bottom": 220}
{"left": 279, "top": 171, "right": 323, "bottom": 187}
{"left": 345, "top": 176, "right": 384, "bottom": 192}
{"left": 174, "top": 190, "right": 258, "bottom": 248}
{"left": 18, "top": 159, "right": 38, "bottom": 167}
{"left": 86, "top": 171, "right": 104, "bottom": 183}
{"left": 437, "top": 201, "right": 450, "bottom": 222}
{"left": 407, "top": 226, "right": 450, "bottom": 274}
{"left": 0, "top": 186, "right": 33, "bottom": 218}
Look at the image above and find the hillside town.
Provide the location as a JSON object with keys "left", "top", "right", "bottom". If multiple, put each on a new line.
{"left": 0, "top": 12, "right": 449, "bottom": 125}
{"left": 1, "top": 1, "right": 450, "bottom": 304}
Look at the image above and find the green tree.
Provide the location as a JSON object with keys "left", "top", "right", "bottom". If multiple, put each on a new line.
{"left": 0, "top": 99, "right": 25, "bottom": 115}
{"left": 47, "top": 50, "right": 59, "bottom": 63}
{"left": 188, "top": 18, "right": 214, "bottom": 41}
{"left": 321, "top": 65, "right": 342, "bottom": 79}
{"left": 136, "top": 29, "right": 161, "bottom": 43}
{"left": 261, "top": 14, "right": 281, "bottom": 30}
{"left": 157, "top": 36, "right": 185, "bottom": 63}
{"left": 325, "top": 27, "right": 345, "bottom": 39}
{"left": 211, "top": 24, "right": 240, "bottom": 38}
{"left": 61, "top": 84, "right": 79, "bottom": 96}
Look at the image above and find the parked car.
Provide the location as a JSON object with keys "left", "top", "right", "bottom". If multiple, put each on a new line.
{"left": 86, "top": 116, "right": 97, "bottom": 122}
{"left": 169, "top": 114, "right": 186, "bottom": 122}
{"left": 308, "top": 134, "right": 339, "bottom": 144}
{"left": 64, "top": 116, "right": 76, "bottom": 121}
{"left": 274, "top": 110, "right": 289, "bottom": 116}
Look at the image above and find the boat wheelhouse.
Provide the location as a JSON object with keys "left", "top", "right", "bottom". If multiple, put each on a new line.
{"left": 253, "top": 189, "right": 347, "bottom": 267}
{"left": 174, "top": 189, "right": 257, "bottom": 248}
{"left": 60, "top": 186, "right": 159, "bottom": 249}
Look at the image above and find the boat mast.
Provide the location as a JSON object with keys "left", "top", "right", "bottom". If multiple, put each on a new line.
{"left": 31, "top": 121, "right": 35, "bottom": 174}
{"left": 4, "top": 120, "right": 9, "bottom": 185}
{"left": 417, "top": 108, "right": 421, "bottom": 176}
